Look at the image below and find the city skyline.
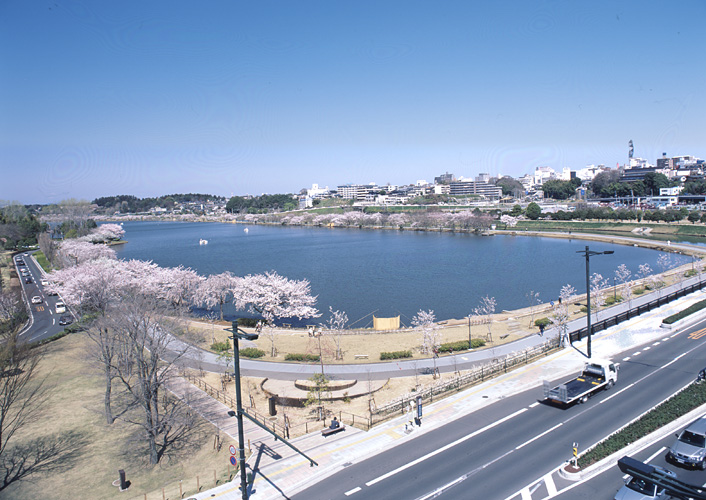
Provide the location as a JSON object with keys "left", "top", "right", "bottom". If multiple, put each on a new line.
{"left": 2, "top": 1, "right": 705, "bottom": 205}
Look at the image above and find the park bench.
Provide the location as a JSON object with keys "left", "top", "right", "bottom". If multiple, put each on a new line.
{"left": 354, "top": 354, "right": 368, "bottom": 359}
{"left": 321, "top": 424, "right": 346, "bottom": 437}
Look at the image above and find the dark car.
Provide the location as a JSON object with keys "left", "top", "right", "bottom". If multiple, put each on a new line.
{"left": 58, "top": 315, "right": 73, "bottom": 326}
{"left": 24, "top": 277, "right": 32, "bottom": 284}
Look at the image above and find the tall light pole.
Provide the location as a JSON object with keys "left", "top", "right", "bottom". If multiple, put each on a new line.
{"left": 577, "top": 246, "right": 614, "bottom": 359}
{"left": 229, "top": 320, "right": 259, "bottom": 500}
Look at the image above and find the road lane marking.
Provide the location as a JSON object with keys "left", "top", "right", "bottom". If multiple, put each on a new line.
{"left": 544, "top": 472, "right": 557, "bottom": 495}
{"left": 520, "top": 486, "right": 531, "bottom": 499}
{"left": 516, "top": 423, "right": 562, "bottom": 450}
{"left": 652, "top": 342, "right": 661, "bottom": 346}
{"left": 689, "top": 329, "right": 706, "bottom": 340}
{"left": 662, "top": 337, "right": 670, "bottom": 341}
{"left": 344, "top": 487, "right": 361, "bottom": 496}
{"left": 623, "top": 356, "right": 631, "bottom": 361}
{"left": 365, "top": 408, "right": 528, "bottom": 487}
{"left": 643, "top": 346, "right": 651, "bottom": 350}
{"left": 599, "top": 383, "right": 635, "bottom": 404}
{"left": 529, "top": 402, "right": 540, "bottom": 408}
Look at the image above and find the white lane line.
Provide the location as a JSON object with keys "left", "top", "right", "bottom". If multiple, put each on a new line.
{"left": 544, "top": 472, "right": 557, "bottom": 495}
{"left": 633, "top": 351, "right": 641, "bottom": 356}
{"left": 344, "top": 487, "right": 361, "bottom": 496}
{"left": 670, "top": 332, "right": 680, "bottom": 338}
{"left": 623, "top": 356, "right": 631, "bottom": 361}
{"left": 652, "top": 342, "right": 661, "bottom": 346}
{"left": 646, "top": 446, "right": 666, "bottom": 464}
{"left": 520, "top": 486, "right": 532, "bottom": 499}
{"left": 662, "top": 337, "right": 670, "bottom": 341}
{"left": 599, "top": 383, "right": 635, "bottom": 404}
{"left": 529, "top": 402, "right": 540, "bottom": 408}
{"left": 516, "top": 423, "right": 562, "bottom": 450}
{"left": 365, "top": 408, "right": 528, "bottom": 487}
{"left": 643, "top": 346, "right": 651, "bottom": 351}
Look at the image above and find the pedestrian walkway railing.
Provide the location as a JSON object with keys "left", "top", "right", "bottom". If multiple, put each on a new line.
{"left": 182, "top": 371, "right": 237, "bottom": 408}
{"left": 371, "top": 337, "right": 560, "bottom": 423}
{"left": 570, "top": 276, "right": 706, "bottom": 343}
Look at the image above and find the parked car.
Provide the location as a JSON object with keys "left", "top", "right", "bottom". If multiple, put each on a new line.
{"left": 58, "top": 315, "right": 73, "bottom": 326}
{"left": 667, "top": 416, "right": 706, "bottom": 469}
{"left": 41, "top": 279, "right": 49, "bottom": 286}
{"left": 614, "top": 466, "right": 676, "bottom": 499}
{"left": 31, "top": 296, "right": 42, "bottom": 304}
{"left": 55, "top": 302, "right": 66, "bottom": 314}
{"left": 24, "top": 277, "right": 32, "bottom": 284}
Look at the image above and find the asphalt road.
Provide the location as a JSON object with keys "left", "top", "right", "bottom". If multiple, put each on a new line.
{"left": 292, "top": 318, "right": 706, "bottom": 500}
{"left": 14, "top": 252, "right": 72, "bottom": 343}
{"left": 551, "top": 423, "right": 706, "bottom": 499}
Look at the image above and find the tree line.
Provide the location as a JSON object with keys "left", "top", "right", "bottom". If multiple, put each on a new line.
{"left": 92, "top": 193, "right": 225, "bottom": 214}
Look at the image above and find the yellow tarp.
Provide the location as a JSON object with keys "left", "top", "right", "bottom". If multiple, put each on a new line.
{"left": 373, "top": 315, "right": 400, "bottom": 331}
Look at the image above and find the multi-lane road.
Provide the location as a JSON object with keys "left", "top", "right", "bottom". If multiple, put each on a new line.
{"left": 14, "top": 252, "right": 72, "bottom": 343}
{"left": 293, "top": 319, "right": 706, "bottom": 499}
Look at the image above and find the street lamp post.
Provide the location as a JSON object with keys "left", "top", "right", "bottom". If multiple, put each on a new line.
{"left": 577, "top": 246, "right": 614, "bottom": 359}
{"left": 229, "top": 321, "right": 260, "bottom": 500}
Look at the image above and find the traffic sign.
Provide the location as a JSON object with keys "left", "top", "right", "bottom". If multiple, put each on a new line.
{"left": 230, "top": 456, "right": 237, "bottom": 466}
{"left": 229, "top": 445, "right": 236, "bottom": 455}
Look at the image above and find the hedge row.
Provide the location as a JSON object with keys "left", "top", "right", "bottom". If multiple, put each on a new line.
{"left": 578, "top": 381, "right": 706, "bottom": 468}
{"left": 285, "top": 353, "right": 320, "bottom": 362}
{"left": 437, "top": 339, "right": 486, "bottom": 352}
{"left": 663, "top": 298, "right": 706, "bottom": 325}
{"left": 380, "top": 350, "right": 413, "bottom": 360}
{"left": 239, "top": 347, "right": 265, "bottom": 359}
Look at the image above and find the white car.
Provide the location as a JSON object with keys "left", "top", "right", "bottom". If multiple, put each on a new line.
{"left": 55, "top": 302, "right": 66, "bottom": 314}
{"left": 41, "top": 279, "right": 49, "bottom": 286}
{"left": 31, "top": 296, "right": 42, "bottom": 304}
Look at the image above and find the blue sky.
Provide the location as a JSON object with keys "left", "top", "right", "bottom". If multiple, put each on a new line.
{"left": 1, "top": 1, "right": 704, "bottom": 205}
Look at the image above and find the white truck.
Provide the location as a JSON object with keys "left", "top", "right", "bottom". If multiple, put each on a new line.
{"left": 543, "top": 359, "right": 619, "bottom": 406}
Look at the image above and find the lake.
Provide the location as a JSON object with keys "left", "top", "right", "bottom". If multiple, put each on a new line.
{"left": 112, "top": 221, "right": 679, "bottom": 327}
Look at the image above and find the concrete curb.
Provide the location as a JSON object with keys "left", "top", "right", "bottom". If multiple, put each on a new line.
{"left": 660, "top": 306, "right": 706, "bottom": 331}
{"left": 559, "top": 399, "right": 706, "bottom": 482}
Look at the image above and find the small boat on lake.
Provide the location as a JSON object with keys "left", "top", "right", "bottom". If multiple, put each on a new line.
{"left": 199, "top": 239, "right": 208, "bottom": 245}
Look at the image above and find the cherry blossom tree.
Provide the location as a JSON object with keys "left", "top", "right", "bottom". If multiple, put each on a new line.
{"left": 638, "top": 263, "right": 657, "bottom": 293}
{"left": 160, "top": 265, "right": 202, "bottom": 308}
{"left": 411, "top": 309, "right": 438, "bottom": 355}
{"left": 615, "top": 264, "right": 632, "bottom": 308}
{"left": 57, "top": 239, "right": 116, "bottom": 267}
{"left": 474, "top": 296, "right": 497, "bottom": 343}
{"left": 656, "top": 253, "right": 673, "bottom": 293}
{"left": 500, "top": 214, "right": 518, "bottom": 228}
{"left": 526, "top": 290, "right": 540, "bottom": 327}
{"left": 550, "top": 284, "right": 575, "bottom": 347}
{"left": 233, "top": 271, "right": 319, "bottom": 356}
{"left": 46, "top": 258, "right": 122, "bottom": 314}
{"left": 195, "top": 271, "right": 239, "bottom": 321}
{"left": 321, "top": 306, "right": 348, "bottom": 360}
{"left": 590, "top": 273, "right": 608, "bottom": 320}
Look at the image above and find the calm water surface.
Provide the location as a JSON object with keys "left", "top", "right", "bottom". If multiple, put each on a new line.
{"left": 112, "top": 221, "right": 679, "bottom": 326}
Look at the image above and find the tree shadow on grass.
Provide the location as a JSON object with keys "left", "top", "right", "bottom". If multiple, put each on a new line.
{"left": 0, "top": 429, "right": 89, "bottom": 493}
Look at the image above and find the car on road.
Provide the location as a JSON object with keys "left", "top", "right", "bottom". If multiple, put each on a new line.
{"left": 55, "top": 302, "right": 66, "bottom": 314}
{"left": 21, "top": 270, "right": 29, "bottom": 276}
{"left": 614, "top": 466, "right": 676, "bottom": 499}
{"left": 667, "top": 416, "right": 706, "bottom": 469}
{"left": 31, "top": 296, "right": 42, "bottom": 304}
{"left": 40, "top": 279, "right": 49, "bottom": 286}
{"left": 24, "top": 277, "right": 32, "bottom": 284}
{"left": 58, "top": 315, "right": 73, "bottom": 326}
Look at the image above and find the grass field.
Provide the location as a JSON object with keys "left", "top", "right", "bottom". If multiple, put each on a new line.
{"left": 3, "top": 334, "right": 237, "bottom": 500}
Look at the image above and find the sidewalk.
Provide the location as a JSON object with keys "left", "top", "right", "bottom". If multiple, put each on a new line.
{"left": 179, "top": 286, "right": 706, "bottom": 500}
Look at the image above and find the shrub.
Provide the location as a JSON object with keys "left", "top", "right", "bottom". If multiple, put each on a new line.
{"left": 579, "top": 382, "right": 706, "bottom": 468}
{"left": 663, "top": 298, "right": 706, "bottom": 325}
{"left": 437, "top": 339, "right": 486, "bottom": 352}
{"left": 210, "top": 341, "right": 231, "bottom": 352}
{"left": 633, "top": 287, "right": 645, "bottom": 295}
{"left": 580, "top": 306, "right": 588, "bottom": 313}
{"left": 534, "top": 318, "right": 551, "bottom": 328}
{"left": 284, "top": 353, "right": 320, "bottom": 362}
{"left": 380, "top": 350, "right": 413, "bottom": 360}
{"left": 239, "top": 347, "right": 265, "bottom": 358}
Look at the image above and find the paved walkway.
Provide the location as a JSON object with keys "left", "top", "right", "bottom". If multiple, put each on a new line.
{"left": 175, "top": 283, "right": 706, "bottom": 500}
